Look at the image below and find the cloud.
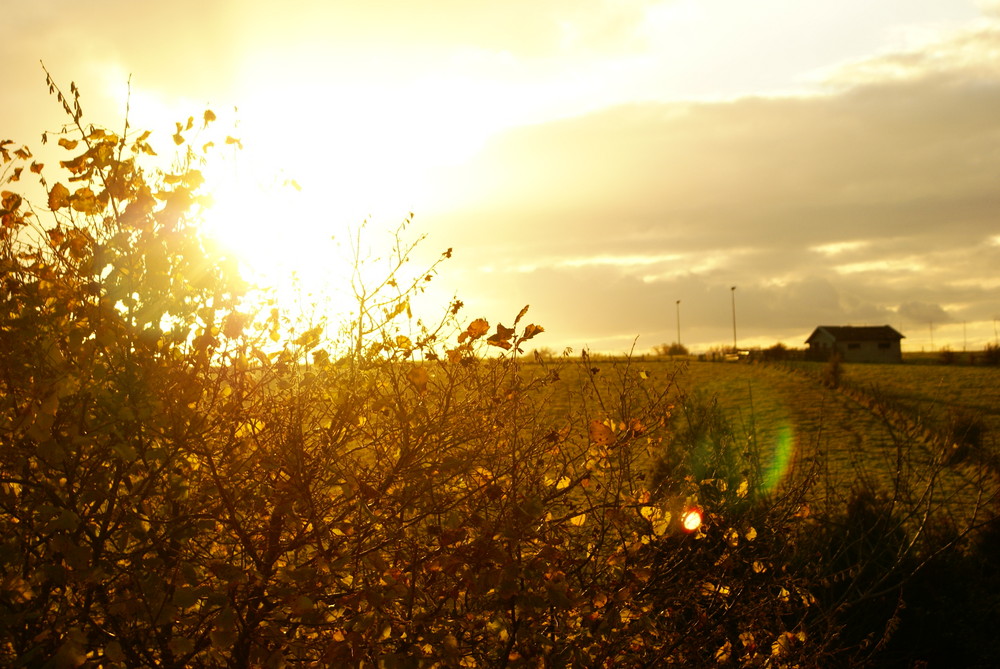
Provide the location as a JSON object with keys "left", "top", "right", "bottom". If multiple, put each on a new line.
{"left": 425, "top": 17, "right": 1000, "bottom": 350}
{"left": 7, "top": 2, "right": 999, "bottom": 352}
{"left": 898, "top": 301, "right": 953, "bottom": 324}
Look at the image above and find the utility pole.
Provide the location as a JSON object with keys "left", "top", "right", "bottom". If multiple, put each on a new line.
{"left": 676, "top": 300, "right": 681, "bottom": 348}
{"left": 730, "top": 286, "right": 738, "bottom": 352}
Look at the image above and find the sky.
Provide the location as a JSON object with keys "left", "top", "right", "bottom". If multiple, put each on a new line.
{"left": 4, "top": 0, "right": 1000, "bottom": 354}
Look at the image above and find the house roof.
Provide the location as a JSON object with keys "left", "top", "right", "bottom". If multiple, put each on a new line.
{"left": 805, "top": 325, "right": 905, "bottom": 344}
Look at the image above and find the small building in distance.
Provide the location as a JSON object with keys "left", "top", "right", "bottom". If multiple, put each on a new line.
{"left": 805, "top": 325, "right": 904, "bottom": 363}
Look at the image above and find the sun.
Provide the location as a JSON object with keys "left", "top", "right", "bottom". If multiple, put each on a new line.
{"left": 198, "top": 154, "right": 445, "bottom": 344}
{"left": 194, "top": 74, "right": 502, "bottom": 335}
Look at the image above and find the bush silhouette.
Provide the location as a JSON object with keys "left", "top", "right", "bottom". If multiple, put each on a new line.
{"left": 2, "top": 74, "right": 999, "bottom": 668}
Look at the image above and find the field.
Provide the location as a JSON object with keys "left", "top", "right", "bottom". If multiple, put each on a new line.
{"left": 544, "top": 357, "right": 1000, "bottom": 526}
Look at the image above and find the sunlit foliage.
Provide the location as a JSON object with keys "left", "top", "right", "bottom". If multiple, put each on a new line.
{"left": 1, "top": 74, "right": 998, "bottom": 668}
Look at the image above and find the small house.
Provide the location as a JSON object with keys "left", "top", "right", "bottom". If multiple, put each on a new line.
{"left": 805, "top": 325, "right": 904, "bottom": 363}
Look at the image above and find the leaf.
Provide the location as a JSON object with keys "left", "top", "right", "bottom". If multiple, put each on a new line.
{"left": 652, "top": 512, "right": 671, "bottom": 536}
{"left": 487, "top": 323, "right": 515, "bottom": 349}
{"left": 715, "top": 640, "right": 732, "bottom": 663}
{"left": 1, "top": 191, "right": 21, "bottom": 212}
{"left": 70, "top": 187, "right": 100, "bottom": 214}
{"left": 588, "top": 420, "right": 614, "bottom": 446}
{"left": 522, "top": 324, "right": 544, "bottom": 341}
{"left": 203, "top": 109, "right": 217, "bottom": 126}
{"left": 514, "top": 304, "right": 530, "bottom": 325}
{"left": 48, "top": 182, "right": 71, "bottom": 210}
{"left": 458, "top": 318, "right": 489, "bottom": 343}
{"left": 57, "top": 137, "right": 78, "bottom": 150}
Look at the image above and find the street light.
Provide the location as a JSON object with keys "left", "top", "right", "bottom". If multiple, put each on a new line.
{"left": 730, "top": 286, "right": 738, "bottom": 352}
{"left": 676, "top": 300, "right": 681, "bottom": 348}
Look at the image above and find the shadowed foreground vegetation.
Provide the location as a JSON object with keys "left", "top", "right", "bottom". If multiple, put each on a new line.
{"left": 2, "top": 79, "right": 999, "bottom": 667}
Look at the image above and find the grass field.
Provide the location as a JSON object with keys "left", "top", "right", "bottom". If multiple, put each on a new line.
{"left": 544, "top": 357, "right": 1000, "bottom": 528}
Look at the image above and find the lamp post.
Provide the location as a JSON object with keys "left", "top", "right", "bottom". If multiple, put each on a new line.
{"left": 676, "top": 300, "right": 681, "bottom": 348}
{"left": 730, "top": 286, "right": 738, "bottom": 353}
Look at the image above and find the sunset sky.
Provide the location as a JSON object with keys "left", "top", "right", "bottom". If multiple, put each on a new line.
{"left": 5, "top": 0, "right": 1000, "bottom": 354}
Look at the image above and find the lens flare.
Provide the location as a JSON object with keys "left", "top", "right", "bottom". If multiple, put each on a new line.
{"left": 761, "top": 423, "right": 795, "bottom": 494}
{"left": 681, "top": 507, "right": 702, "bottom": 532}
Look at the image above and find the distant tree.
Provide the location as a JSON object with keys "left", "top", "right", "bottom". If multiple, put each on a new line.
{"left": 762, "top": 342, "right": 790, "bottom": 361}
{"left": 653, "top": 341, "right": 689, "bottom": 357}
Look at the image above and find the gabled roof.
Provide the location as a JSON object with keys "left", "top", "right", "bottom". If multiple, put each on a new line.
{"left": 805, "top": 325, "right": 904, "bottom": 344}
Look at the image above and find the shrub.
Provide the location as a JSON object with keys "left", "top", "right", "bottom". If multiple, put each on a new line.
{"left": 2, "top": 74, "right": 998, "bottom": 668}
{"left": 983, "top": 343, "right": 1000, "bottom": 366}
{"left": 821, "top": 352, "right": 843, "bottom": 388}
{"left": 762, "top": 342, "right": 791, "bottom": 362}
{"left": 653, "top": 341, "right": 689, "bottom": 357}
{"left": 0, "top": 75, "right": 815, "bottom": 668}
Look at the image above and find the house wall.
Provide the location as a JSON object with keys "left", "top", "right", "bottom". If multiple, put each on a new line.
{"left": 805, "top": 332, "right": 837, "bottom": 361}
{"left": 834, "top": 340, "right": 902, "bottom": 363}
{"left": 806, "top": 335, "right": 902, "bottom": 363}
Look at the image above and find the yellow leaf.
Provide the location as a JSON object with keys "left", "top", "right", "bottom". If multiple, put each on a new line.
{"left": 588, "top": 420, "right": 614, "bottom": 446}
{"left": 57, "top": 137, "right": 78, "bottom": 150}
{"left": 570, "top": 513, "right": 586, "bottom": 526}
{"left": 458, "top": 318, "right": 490, "bottom": 343}
{"left": 714, "top": 640, "right": 732, "bottom": 663}
{"left": 70, "top": 187, "right": 99, "bottom": 214}
{"left": 48, "top": 183, "right": 70, "bottom": 211}
{"left": 652, "top": 512, "right": 671, "bottom": 537}
{"left": 522, "top": 323, "right": 544, "bottom": 341}
{"left": 771, "top": 633, "right": 792, "bottom": 657}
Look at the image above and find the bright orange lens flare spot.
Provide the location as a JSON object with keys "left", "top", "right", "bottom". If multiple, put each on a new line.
{"left": 681, "top": 508, "right": 702, "bottom": 532}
